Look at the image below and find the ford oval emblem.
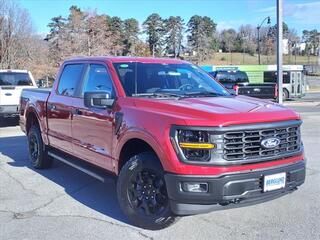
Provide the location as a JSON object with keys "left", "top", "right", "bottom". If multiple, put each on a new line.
{"left": 261, "top": 137, "right": 281, "bottom": 149}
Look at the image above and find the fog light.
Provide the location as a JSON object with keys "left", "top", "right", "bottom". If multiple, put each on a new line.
{"left": 181, "top": 182, "right": 208, "bottom": 193}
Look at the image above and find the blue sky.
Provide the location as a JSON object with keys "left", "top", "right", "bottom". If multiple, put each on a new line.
{"left": 18, "top": 0, "right": 320, "bottom": 35}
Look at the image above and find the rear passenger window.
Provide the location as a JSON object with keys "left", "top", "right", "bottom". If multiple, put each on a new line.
{"left": 81, "top": 64, "right": 113, "bottom": 96}
{"left": 58, "top": 64, "right": 84, "bottom": 96}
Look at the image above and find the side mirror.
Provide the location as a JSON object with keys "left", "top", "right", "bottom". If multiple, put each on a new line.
{"left": 84, "top": 91, "right": 114, "bottom": 109}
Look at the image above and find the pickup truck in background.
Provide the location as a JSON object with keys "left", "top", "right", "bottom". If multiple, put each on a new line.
{"left": 208, "top": 70, "right": 277, "bottom": 99}
{"left": 0, "top": 70, "right": 37, "bottom": 119}
{"left": 20, "top": 57, "right": 305, "bottom": 230}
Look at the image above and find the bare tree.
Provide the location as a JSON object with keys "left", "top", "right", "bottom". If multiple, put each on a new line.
{"left": 238, "top": 25, "right": 257, "bottom": 55}
{"left": 0, "top": 0, "right": 34, "bottom": 69}
{"left": 86, "top": 13, "right": 113, "bottom": 56}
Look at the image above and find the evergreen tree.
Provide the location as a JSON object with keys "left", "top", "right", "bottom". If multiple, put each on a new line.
{"left": 164, "top": 16, "right": 184, "bottom": 58}
{"left": 123, "top": 18, "right": 140, "bottom": 56}
{"left": 187, "top": 15, "right": 217, "bottom": 62}
{"left": 143, "top": 13, "right": 165, "bottom": 56}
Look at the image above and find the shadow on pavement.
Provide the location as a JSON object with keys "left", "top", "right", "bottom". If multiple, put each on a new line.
{"left": 0, "top": 135, "right": 129, "bottom": 225}
{"left": 0, "top": 117, "right": 19, "bottom": 127}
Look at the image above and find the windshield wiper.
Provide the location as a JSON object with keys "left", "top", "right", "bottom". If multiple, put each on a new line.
{"left": 132, "top": 92, "right": 183, "bottom": 98}
{"left": 132, "top": 91, "right": 226, "bottom": 99}
{"left": 182, "top": 91, "right": 226, "bottom": 97}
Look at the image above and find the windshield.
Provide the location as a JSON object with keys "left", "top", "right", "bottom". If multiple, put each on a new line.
{"left": 0, "top": 72, "right": 33, "bottom": 86}
{"left": 113, "top": 62, "right": 230, "bottom": 97}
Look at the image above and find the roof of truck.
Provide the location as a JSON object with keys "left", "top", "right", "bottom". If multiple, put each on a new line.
{"left": 65, "top": 56, "right": 189, "bottom": 64}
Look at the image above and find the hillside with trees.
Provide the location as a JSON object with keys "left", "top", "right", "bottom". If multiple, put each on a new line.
{"left": 0, "top": 0, "right": 319, "bottom": 81}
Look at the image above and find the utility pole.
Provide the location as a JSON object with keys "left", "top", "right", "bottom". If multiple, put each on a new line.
{"left": 257, "top": 29, "right": 261, "bottom": 64}
{"left": 318, "top": 34, "right": 320, "bottom": 65}
{"left": 243, "top": 46, "right": 245, "bottom": 64}
{"left": 277, "top": 0, "right": 283, "bottom": 104}
{"left": 295, "top": 41, "right": 298, "bottom": 65}
{"left": 257, "top": 16, "right": 271, "bottom": 65}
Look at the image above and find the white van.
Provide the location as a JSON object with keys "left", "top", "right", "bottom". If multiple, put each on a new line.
{"left": 0, "top": 70, "right": 37, "bottom": 118}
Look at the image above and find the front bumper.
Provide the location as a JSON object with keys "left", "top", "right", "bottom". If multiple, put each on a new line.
{"left": 0, "top": 105, "right": 19, "bottom": 117}
{"left": 164, "top": 160, "right": 305, "bottom": 215}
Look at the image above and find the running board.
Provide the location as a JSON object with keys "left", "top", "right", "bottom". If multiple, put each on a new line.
{"left": 48, "top": 151, "right": 113, "bottom": 183}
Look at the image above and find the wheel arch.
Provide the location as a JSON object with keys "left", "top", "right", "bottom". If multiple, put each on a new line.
{"left": 25, "top": 107, "right": 49, "bottom": 145}
{"left": 26, "top": 108, "right": 40, "bottom": 134}
{"left": 115, "top": 130, "right": 166, "bottom": 174}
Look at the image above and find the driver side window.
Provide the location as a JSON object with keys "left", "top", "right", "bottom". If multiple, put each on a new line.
{"left": 81, "top": 64, "right": 114, "bottom": 97}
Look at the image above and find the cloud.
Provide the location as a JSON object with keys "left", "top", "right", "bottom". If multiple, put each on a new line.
{"left": 285, "top": 1, "right": 320, "bottom": 24}
{"left": 256, "top": 6, "right": 275, "bottom": 14}
{"left": 257, "top": 1, "right": 320, "bottom": 24}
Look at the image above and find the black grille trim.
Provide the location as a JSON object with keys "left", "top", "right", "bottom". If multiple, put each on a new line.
{"left": 223, "top": 125, "right": 301, "bottom": 161}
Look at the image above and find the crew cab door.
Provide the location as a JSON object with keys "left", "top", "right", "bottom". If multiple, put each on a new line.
{"left": 71, "top": 63, "right": 115, "bottom": 171}
{"left": 47, "top": 64, "right": 85, "bottom": 154}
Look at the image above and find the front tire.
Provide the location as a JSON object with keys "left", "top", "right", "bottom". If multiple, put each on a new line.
{"left": 117, "top": 152, "right": 176, "bottom": 230}
{"left": 27, "top": 125, "right": 53, "bottom": 169}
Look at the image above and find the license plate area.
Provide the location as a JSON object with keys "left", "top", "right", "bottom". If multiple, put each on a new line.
{"left": 263, "top": 172, "right": 286, "bottom": 192}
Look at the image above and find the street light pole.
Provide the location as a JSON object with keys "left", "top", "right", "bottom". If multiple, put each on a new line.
{"left": 277, "top": 0, "right": 283, "bottom": 104}
{"left": 257, "top": 29, "right": 261, "bottom": 64}
{"left": 318, "top": 34, "right": 320, "bottom": 65}
{"left": 257, "top": 16, "right": 271, "bottom": 65}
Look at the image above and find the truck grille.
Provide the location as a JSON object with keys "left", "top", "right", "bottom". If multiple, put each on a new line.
{"left": 223, "top": 125, "right": 301, "bottom": 161}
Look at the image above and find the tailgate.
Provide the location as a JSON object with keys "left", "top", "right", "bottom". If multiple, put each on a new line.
{"left": 0, "top": 86, "right": 36, "bottom": 105}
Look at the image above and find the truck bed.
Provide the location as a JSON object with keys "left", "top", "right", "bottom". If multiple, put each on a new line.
{"left": 236, "top": 83, "right": 276, "bottom": 99}
{"left": 22, "top": 88, "right": 51, "bottom": 94}
{"left": 19, "top": 88, "right": 51, "bottom": 134}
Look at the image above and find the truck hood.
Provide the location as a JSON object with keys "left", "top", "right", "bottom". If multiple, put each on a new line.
{"left": 133, "top": 95, "right": 300, "bottom": 126}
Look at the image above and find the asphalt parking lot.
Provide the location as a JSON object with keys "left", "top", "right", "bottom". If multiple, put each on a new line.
{"left": 0, "top": 100, "right": 319, "bottom": 240}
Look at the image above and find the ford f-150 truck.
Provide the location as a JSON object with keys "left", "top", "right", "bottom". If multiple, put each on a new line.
{"left": 20, "top": 57, "right": 305, "bottom": 230}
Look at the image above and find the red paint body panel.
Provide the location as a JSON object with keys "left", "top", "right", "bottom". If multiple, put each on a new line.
{"left": 20, "top": 57, "right": 304, "bottom": 177}
{"left": 46, "top": 94, "right": 74, "bottom": 154}
{"left": 71, "top": 97, "right": 115, "bottom": 170}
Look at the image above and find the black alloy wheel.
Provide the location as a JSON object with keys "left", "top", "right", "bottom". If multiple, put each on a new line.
{"left": 27, "top": 125, "right": 52, "bottom": 169}
{"left": 29, "top": 132, "right": 39, "bottom": 164}
{"left": 128, "top": 169, "right": 168, "bottom": 216}
{"left": 117, "top": 152, "right": 177, "bottom": 230}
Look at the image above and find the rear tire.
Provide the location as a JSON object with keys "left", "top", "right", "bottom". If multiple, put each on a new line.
{"left": 117, "top": 152, "right": 176, "bottom": 230}
{"left": 27, "top": 125, "right": 53, "bottom": 169}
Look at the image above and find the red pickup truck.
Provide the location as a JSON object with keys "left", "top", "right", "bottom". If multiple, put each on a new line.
{"left": 20, "top": 57, "right": 305, "bottom": 230}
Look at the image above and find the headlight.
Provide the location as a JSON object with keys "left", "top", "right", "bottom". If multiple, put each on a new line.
{"left": 171, "top": 128, "right": 215, "bottom": 162}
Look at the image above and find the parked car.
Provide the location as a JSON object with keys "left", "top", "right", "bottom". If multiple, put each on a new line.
{"left": 20, "top": 57, "right": 305, "bottom": 230}
{"left": 208, "top": 70, "right": 277, "bottom": 99}
{"left": 0, "top": 69, "right": 37, "bottom": 118}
